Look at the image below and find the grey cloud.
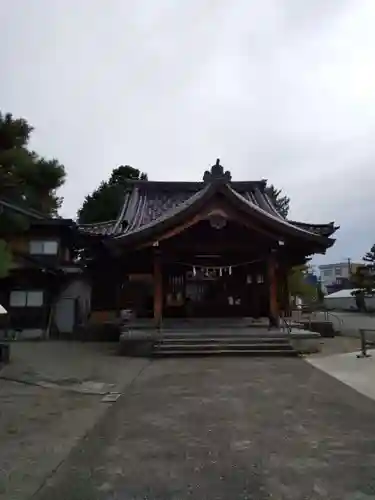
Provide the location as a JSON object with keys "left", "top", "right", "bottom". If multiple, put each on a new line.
{"left": 1, "top": 0, "right": 374, "bottom": 263}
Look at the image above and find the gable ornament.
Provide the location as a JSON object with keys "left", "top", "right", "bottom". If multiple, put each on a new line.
{"left": 203, "top": 159, "right": 232, "bottom": 184}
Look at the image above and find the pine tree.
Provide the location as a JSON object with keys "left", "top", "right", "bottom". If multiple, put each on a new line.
{"left": 266, "top": 184, "right": 290, "bottom": 218}
{"left": 78, "top": 165, "right": 148, "bottom": 224}
{"left": 0, "top": 111, "right": 66, "bottom": 277}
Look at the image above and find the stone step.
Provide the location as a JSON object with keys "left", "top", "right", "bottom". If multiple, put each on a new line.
{"left": 154, "top": 334, "right": 297, "bottom": 356}
{"left": 154, "top": 349, "right": 298, "bottom": 357}
{"left": 159, "top": 332, "right": 289, "bottom": 339}
{"left": 124, "top": 320, "right": 300, "bottom": 331}
{"left": 158, "top": 343, "right": 294, "bottom": 351}
{"left": 158, "top": 337, "right": 290, "bottom": 344}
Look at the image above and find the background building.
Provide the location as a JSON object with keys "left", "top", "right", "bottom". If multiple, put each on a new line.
{"left": 319, "top": 261, "right": 361, "bottom": 294}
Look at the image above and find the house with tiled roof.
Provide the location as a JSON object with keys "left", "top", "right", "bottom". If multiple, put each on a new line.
{"left": 0, "top": 198, "right": 90, "bottom": 339}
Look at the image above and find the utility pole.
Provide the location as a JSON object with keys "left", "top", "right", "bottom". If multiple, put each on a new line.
{"left": 347, "top": 257, "right": 352, "bottom": 288}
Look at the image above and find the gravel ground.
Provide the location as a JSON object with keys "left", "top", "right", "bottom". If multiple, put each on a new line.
{"left": 0, "top": 341, "right": 149, "bottom": 500}
{"left": 0, "top": 379, "right": 105, "bottom": 500}
{"left": 34, "top": 357, "right": 375, "bottom": 500}
{"left": 312, "top": 336, "right": 361, "bottom": 357}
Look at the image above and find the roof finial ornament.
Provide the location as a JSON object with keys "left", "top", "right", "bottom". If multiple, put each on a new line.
{"left": 203, "top": 158, "right": 232, "bottom": 184}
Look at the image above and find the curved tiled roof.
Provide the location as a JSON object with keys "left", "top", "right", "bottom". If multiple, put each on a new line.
{"left": 78, "top": 183, "right": 206, "bottom": 237}
{"left": 78, "top": 219, "right": 119, "bottom": 236}
{"left": 287, "top": 220, "right": 338, "bottom": 237}
{"left": 78, "top": 180, "right": 338, "bottom": 241}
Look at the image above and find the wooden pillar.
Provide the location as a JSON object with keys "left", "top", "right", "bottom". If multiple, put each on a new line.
{"left": 283, "top": 268, "right": 291, "bottom": 316}
{"left": 277, "top": 264, "right": 290, "bottom": 317}
{"left": 153, "top": 249, "right": 163, "bottom": 328}
{"left": 268, "top": 252, "right": 279, "bottom": 322}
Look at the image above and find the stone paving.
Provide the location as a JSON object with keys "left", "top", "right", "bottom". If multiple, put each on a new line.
{"left": 33, "top": 357, "right": 375, "bottom": 500}
{"left": 308, "top": 348, "right": 375, "bottom": 403}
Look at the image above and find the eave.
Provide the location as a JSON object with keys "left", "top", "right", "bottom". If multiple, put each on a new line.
{"left": 108, "top": 183, "right": 335, "bottom": 250}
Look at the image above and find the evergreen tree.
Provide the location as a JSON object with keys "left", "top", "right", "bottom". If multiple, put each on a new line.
{"left": 351, "top": 244, "right": 375, "bottom": 294}
{"left": 78, "top": 165, "right": 148, "bottom": 224}
{"left": 288, "top": 265, "right": 318, "bottom": 302}
{"left": 0, "top": 111, "right": 66, "bottom": 277}
{"left": 266, "top": 184, "right": 290, "bottom": 218}
{"left": 0, "top": 112, "right": 66, "bottom": 216}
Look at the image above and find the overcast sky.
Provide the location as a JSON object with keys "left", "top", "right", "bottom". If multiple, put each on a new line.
{"left": 2, "top": 0, "right": 375, "bottom": 265}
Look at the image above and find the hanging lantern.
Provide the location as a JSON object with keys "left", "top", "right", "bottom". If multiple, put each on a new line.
{"left": 229, "top": 266, "right": 232, "bottom": 276}
{"left": 219, "top": 268, "right": 223, "bottom": 277}
{"left": 193, "top": 266, "right": 196, "bottom": 277}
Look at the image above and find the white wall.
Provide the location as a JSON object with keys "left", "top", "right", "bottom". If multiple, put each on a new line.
{"left": 324, "top": 295, "right": 375, "bottom": 312}
{"left": 324, "top": 296, "right": 357, "bottom": 311}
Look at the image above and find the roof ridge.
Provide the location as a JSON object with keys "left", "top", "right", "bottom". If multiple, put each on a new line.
{"left": 123, "top": 179, "right": 266, "bottom": 187}
{"left": 0, "top": 197, "right": 47, "bottom": 220}
{"left": 78, "top": 219, "right": 117, "bottom": 227}
{"left": 109, "top": 182, "right": 335, "bottom": 248}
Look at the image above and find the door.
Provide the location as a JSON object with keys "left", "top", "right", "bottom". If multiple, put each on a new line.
{"left": 54, "top": 297, "right": 76, "bottom": 334}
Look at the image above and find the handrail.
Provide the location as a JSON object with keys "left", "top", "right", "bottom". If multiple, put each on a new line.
{"left": 325, "top": 311, "right": 344, "bottom": 332}
{"left": 279, "top": 313, "right": 292, "bottom": 336}
{"left": 308, "top": 310, "right": 343, "bottom": 332}
{"left": 286, "top": 307, "right": 344, "bottom": 333}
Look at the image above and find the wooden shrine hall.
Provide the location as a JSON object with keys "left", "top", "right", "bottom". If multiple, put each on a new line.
{"left": 80, "top": 160, "right": 338, "bottom": 326}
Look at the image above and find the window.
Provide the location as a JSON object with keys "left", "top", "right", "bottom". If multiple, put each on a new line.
{"left": 335, "top": 267, "right": 342, "bottom": 276}
{"left": 29, "top": 240, "right": 58, "bottom": 255}
{"left": 323, "top": 269, "right": 332, "bottom": 277}
{"left": 10, "top": 290, "right": 44, "bottom": 307}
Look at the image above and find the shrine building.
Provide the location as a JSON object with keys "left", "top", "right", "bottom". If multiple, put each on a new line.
{"left": 79, "top": 160, "right": 338, "bottom": 327}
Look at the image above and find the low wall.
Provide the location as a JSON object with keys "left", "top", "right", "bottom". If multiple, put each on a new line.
{"left": 324, "top": 296, "right": 375, "bottom": 312}
{"left": 0, "top": 328, "right": 44, "bottom": 340}
{"left": 290, "top": 330, "right": 322, "bottom": 354}
{"left": 299, "top": 320, "right": 335, "bottom": 337}
{"left": 118, "top": 330, "right": 156, "bottom": 356}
